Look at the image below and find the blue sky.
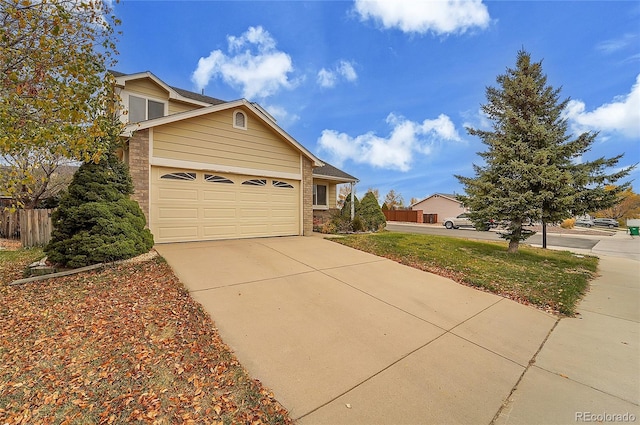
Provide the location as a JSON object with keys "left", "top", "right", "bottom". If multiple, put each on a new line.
{"left": 113, "top": 0, "right": 640, "bottom": 204}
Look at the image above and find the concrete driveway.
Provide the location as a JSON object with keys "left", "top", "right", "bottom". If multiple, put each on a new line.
{"left": 156, "top": 236, "right": 558, "bottom": 424}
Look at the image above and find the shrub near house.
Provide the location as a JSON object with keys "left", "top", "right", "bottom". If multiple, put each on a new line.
{"left": 359, "top": 191, "right": 386, "bottom": 231}
{"left": 46, "top": 152, "right": 153, "bottom": 268}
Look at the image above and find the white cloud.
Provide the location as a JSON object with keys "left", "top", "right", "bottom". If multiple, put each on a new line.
{"left": 596, "top": 34, "right": 638, "bottom": 54}
{"left": 354, "top": 0, "right": 491, "bottom": 36}
{"left": 191, "top": 26, "right": 295, "bottom": 99}
{"left": 318, "top": 113, "right": 462, "bottom": 171}
{"left": 317, "top": 60, "right": 358, "bottom": 88}
{"left": 462, "top": 108, "right": 491, "bottom": 132}
{"left": 563, "top": 74, "right": 640, "bottom": 139}
{"left": 262, "top": 103, "right": 300, "bottom": 128}
{"left": 317, "top": 68, "right": 337, "bottom": 88}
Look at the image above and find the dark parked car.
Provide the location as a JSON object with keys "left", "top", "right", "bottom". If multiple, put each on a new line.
{"left": 593, "top": 218, "right": 619, "bottom": 228}
{"left": 575, "top": 218, "right": 595, "bottom": 228}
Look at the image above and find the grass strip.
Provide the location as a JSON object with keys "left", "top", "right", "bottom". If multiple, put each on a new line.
{"left": 332, "top": 232, "right": 598, "bottom": 315}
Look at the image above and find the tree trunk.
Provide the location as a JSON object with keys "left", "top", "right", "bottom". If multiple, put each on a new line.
{"left": 542, "top": 220, "right": 547, "bottom": 249}
{"left": 507, "top": 224, "right": 522, "bottom": 253}
{"left": 507, "top": 239, "right": 520, "bottom": 253}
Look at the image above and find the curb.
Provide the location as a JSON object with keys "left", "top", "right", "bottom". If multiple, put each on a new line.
{"left": 8, "top": 250, "right": 159, "bottom": 286}
{"left": 9, "top": 263, "right": 106, "bottom": 286}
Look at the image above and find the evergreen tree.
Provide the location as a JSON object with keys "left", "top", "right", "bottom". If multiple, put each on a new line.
{"left": 341, "top": 192, "right": 360, "bottom": 219}
{"left": 45, "top": 152, "right": 154, "bottom": 268}
{"left": 457, "top": 50, "right": 633, "bottom": 253}
{"left": 359, "top": 191, "right": 387, "bottom": 231}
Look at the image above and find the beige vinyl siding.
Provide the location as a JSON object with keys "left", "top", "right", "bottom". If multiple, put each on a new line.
{"left": 168, "top": 100, "right": 202, "bottom": 115}
{"left": 411, "top": 196, "right": 467, "bottom": 223}
{"left": 125, "top": 78, "right": 169, "bottom": 100}
{"left": 151, "top": 167, "right": 300, "bottom": 242}
{"left": 153, "top": 109, "right": 300, "bottom": 175}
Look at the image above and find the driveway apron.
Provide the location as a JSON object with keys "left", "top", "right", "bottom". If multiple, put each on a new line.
{"left": 155, "top": 236, "right": 557, "bottom": 424}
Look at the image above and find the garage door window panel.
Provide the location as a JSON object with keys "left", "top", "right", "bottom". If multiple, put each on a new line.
{"left": 205, "top": 174, "right": 234, "bottom": 184}
{"left": 160, "top": 172, "right": 196, "bottom": 181}
{"left": 242, "top": 179, "right": 267, "bottom": 186}
{"left": 273, "top": 180, "right": 294, "bottom": 189}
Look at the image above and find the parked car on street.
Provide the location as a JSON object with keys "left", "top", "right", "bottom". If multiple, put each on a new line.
{"left": 443, "top": 213, "right": 491, "bottom": 231}
{"left": 592, "top": 218, "right": 619, "bottom": 228}
{"left": 575, "top": 218, "right": 595, "bottom": 228}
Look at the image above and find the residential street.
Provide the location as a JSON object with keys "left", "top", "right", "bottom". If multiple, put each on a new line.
{"left": 386, "top": 222, "right": 607, "bottom": 252}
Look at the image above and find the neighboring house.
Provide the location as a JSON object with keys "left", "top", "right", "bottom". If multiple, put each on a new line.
{"left": 410, "top": 193, "right": 468, "bottom": 223}
{"left": 111, "top": 71, "right": 356, "bottom": 243}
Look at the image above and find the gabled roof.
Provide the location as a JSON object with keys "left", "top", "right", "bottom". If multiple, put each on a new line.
{"left": 410, "top": 193, "right": 461, "bottom": 207}
{"left": 113, "top": 70, "right": 358, "bottom": 178}
{"left": 108, "top": 70, "right": 225, "bottom": 108}
{"left": 122, "top": 98, "right": 323, "bottom": 167}
{"left": 313, "top": 162, "right": 358, "bottom": 183}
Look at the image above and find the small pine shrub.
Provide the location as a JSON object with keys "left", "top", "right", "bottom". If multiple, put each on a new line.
{"left": 351, "top": 215, "right": 364, "bottom": 232}
{"left": 341, "top": 193, "right": 360, "bottom": 219}
{"left": 45, "top": 152, "right": 154, "bottom": 268}
{"left": 561, "top": 218, "right": 575, "bottom": 229}
{"left": 359, "top": 191, "right": 386, "bottom": 232}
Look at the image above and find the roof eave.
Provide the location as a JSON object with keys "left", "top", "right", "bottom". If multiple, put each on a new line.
{"left": 312, "top": 174, "right": 359, "bottom": 184}
{"left": 114, "top": 71, "right": 212, "bottom": 108}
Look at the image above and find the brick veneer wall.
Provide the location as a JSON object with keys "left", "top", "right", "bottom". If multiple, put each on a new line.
{"left": 303, "top": 158, "right": 313, "bottom": 236}
{"left": 313, "top": 208, "right": 340, "bottom": 225}
{"left": 127, "top": 130, "right": 150, "bottom": 223}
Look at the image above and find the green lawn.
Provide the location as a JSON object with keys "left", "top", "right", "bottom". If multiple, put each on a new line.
{"left": 331, "top": 232, "right": 599, "bottom": 315}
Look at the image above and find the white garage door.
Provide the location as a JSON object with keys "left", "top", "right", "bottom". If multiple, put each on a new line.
{"left": 151, "top": 167, "right": 300, "bottom": 243}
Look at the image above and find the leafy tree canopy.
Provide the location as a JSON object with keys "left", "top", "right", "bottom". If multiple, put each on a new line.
{"left": 384, "top": 189, "right": 404, "bottom": 210}
{"left": 457, "top": 50, "right": 634, "bottom": 253}
{"left": 593, "top": 186, "right": 640, "bottom": 221}
{"left": 0, "top": 0, "right": 121, "bottom": 208}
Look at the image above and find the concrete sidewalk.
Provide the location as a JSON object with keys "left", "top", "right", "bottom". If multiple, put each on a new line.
{"left": 590, "top": 230, "right": 640, "bottom": 261}
{"left": 156, "top": 236, "right": 558, "bottom": 424}
{"left": 495, "top": 255, "right": 640, "bottom": 424}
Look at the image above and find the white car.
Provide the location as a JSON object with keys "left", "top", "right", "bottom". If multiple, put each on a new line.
{"left": 443, "top": 213, "right": 490, "bottom": 230}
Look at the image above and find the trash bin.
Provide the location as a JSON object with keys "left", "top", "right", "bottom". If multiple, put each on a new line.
{"left": 629, "top": 226, "right": 639, "bottom": 236}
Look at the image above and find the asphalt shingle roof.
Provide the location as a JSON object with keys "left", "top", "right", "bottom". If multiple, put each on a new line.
{"left": 313, "top": 162, "right": 358, "bottom": 182}
{"left": 108, "top": 70, "right": 225, "bottom": 106}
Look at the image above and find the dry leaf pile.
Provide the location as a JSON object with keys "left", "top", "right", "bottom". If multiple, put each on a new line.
{"left": 0, "top": 258, "right": 292, "bottom": 425}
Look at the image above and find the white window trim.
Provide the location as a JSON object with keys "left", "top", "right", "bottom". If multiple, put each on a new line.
{"left": 125, "top": 92, "right": 168, "bottom": 123}
{"left": 313, "top": 183, "right": 329, "bottom": 209}
{"left": 233, "top": 110, "right": 247, "bottom": 130}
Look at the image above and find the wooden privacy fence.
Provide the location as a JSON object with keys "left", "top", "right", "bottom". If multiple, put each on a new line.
{"left": 0, "top": 209, "right": 54, "bottom": 247}
{"left": 0, "top": 210, "right": 20, "bottom": 239}
{"left": 423, "top": 213, "right": 438, "bottom": 224}
{"left": 383, "top": 209, "right": 424, "bottom": 223}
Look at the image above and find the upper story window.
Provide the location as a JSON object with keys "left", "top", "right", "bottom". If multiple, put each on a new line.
{"left": 233, "top": 110, "right": 247, "bottom": 130}
{"left": 129, "top": 95, "right": 165, "bottom": 122}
